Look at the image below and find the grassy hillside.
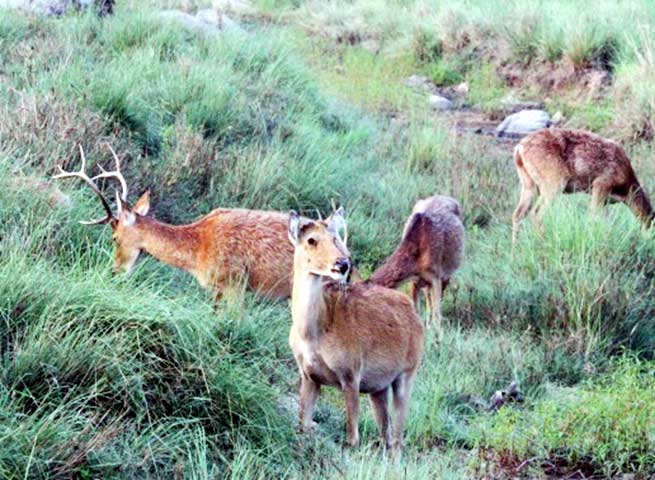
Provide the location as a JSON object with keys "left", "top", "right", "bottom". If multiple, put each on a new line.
{"left": 1, "top": 1, "right": 654, "bottom": 478}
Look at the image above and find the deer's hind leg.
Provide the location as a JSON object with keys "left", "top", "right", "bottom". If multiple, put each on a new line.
{"left": 390, "top": 370, "right": 416, "bottom": 455}
{"left": 369, "top": 387, "right": 391, "bottom": 449}
{"left": 512, "top": 161, "right": 539, "bottom": 244}
{"left": 429, "top": 279, "right": 443, "bottom": 340}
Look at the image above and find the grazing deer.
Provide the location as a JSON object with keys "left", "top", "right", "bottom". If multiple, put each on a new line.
{"left": 288, "top": 208, "right": 423, "bottom": 453}
{"left": 512, "top": 128, "right": 654, "bottom": 243}
{"left": 54, "top": 145, "right": 296, "bottom": 301}
{"left": 370, "top": 195, "right": 465, "bottom": 339}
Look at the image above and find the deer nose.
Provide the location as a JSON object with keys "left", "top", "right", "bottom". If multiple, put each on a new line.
{"left": 335, "top": 257, "right": 350, "bottom": 275}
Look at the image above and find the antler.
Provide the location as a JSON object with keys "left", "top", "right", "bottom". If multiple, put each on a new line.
{"left": 91, "top": 143, "right": 128, "bottom": 202}
{"left": 53, "top": 145, "right": 115, "bottom": 225}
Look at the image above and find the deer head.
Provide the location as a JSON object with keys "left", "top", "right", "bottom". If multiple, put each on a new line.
{"left": 54, "top": 144, "right": 150, "bottom": 275}
{"left": 288, "top": 207, "right": 350, "bottom": 281}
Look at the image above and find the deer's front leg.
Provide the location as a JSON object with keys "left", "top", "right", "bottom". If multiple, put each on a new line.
{"left": 342, "top": 377, "right": 360, "bottom": 447}
{"left": 299, "top": 373, "right": 320, "bottom": 432}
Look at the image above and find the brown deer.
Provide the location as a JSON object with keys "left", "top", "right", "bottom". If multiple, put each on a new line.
{"left": 370, "top": 195, "right": 465, "bottom": 339}
{"left": 512, "top": 128, "right": 654, "bottom": 243}
{"left": 288, "top": 208, "right": 423, "bottom": 453}
{"left": 54, "top": 145, "right": 296, "bottom": 301}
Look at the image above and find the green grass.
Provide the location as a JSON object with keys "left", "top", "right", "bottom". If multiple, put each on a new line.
{"left": 477, "top": 357, "right": 655, "bottom": 477}
{"left": 258, "top": 0, "right": 655, "bottom": 138}
{"left": 2, "top": 1, "right": 655, "bottom": 478}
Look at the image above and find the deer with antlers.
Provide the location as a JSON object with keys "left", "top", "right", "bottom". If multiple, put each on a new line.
{"left": 370, "top": 195, "right": 464, "bottom": 340}
{"left": 512, "top": 128, "right": 655, "bottom": 243}
{"left": 54, "top": 145, "right": 297, "bottom": 301}
{"left": 287, "top": 208, "right": 423, "bottom": 453}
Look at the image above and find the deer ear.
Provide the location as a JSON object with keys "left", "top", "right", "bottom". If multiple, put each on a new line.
{"left": 288, "top": 210, "right": 301, "bottom": 245}
{"left": 116, "top": 190, "right": 135, "bottom": 226}
{"left": 133, "top": 190, "right": 150, "bottom": 216}
{"left": 327, "top": 206, "right": 347, "bottom": 239}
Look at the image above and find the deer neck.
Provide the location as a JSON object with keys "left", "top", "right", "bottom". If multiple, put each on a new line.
{"left": 631, "top": 187, "right": 655, "bottom": 226}
{"left": 291, "top": 268, "right": 326, "bottom": 342}
{"left": 136, "top": 216, "right": 200, "bottom": 275}
{"left": 370, "top": 246, "right": 415, "bottom": 288}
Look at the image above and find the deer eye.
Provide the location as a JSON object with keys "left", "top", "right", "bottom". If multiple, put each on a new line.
{"left": 307, "top": 237, "right": 317, "bottom": 246}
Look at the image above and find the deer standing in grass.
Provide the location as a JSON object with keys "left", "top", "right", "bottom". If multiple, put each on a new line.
{"left": 288, "top": 208, "right": 423, "bottom": 453}
{"left": 370, "top": 195, "right": 465, "bottom": 340}
{"left": 54, "top": 145, "right": 296, "bottom": 301}
{"left": 512, "top": 128, "right": 655, "bottom": 243}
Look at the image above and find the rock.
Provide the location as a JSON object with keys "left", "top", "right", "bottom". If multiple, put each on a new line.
{"left": 160, "top": 8, "right": 245, "bottom": 36}
{"left": 487, "top": 390, "right": 506, "bottom": 412}
{"left": 500, "top": 94, "right": 545, "bottom": 113}
{"left": 404, "top": 74, "right": 440, "bottom": 94}
{"left": 429, "top": 94, "right": 453, "bottom": 110}
{"left": 454, "top": 82, "right": 469, "bottom": 94}
{"left": 405, "top": 74, "right": 432, "bottom": 90}
{"left": 213, "top": 0, "right": 254, "bottom": 15}
{"left": 196, "top": 8, "right": 245, "bottom": 33}
{"left": 488, "top": 381, "right": 524, "bottom": 412}
{"left": 551, "top": 110, "right": 564, "bottom": 124}
{"left": 0, "top": 0, "right": 113, "bottom": 16}
{"left": 496, "top": 109, "right": 550, "bottom": 137}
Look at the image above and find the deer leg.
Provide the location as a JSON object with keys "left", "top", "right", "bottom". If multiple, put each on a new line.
{"left": 423, "top": 282, "right": 433, "bottom": 326}
{"left": 299, "top": 373, "right": 320, "bottom": 432}
{"left": 534, "top": 181, "right": 564, "bottom": 229}
{"left": 343, "top": 378, "right": 361, "bottom": 447}
{"left": 409, "top": 280, "right": 420, "bottom": 311}
{"left": 212, "top": 288, "right": 224, "bottom": 310}
{"left": 512, "top": 166, "right": 538, "bottom": 244}
{"left": 591, "top": 178, "right": 612, "bottom": 212}
{"left": 391, "top": 370, "right": 416, "bottom": 455}
{"left": 442, "top": 278, "right": 450, "bottom": 292}
{"left": 369, "top": 387, "right": 391, "bottom": 449}
{"left": 431, "top": 279, "right": 443, "bottom": 341}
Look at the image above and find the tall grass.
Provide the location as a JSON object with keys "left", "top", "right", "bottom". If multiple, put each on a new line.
{"left": 2, "top": 1, "right": 655, "bottom": 477}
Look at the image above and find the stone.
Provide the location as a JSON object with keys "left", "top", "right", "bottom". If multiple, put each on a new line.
{"left": 213, "top": 0, "right": 254, "bottom": 15}
{"left": 496, "top": 109, "right": 550, "bottom": 137}
{"left": 405, "top": 74, "right": 432, "bottom": 90}
{"left": 429, "top": 94, "right": 453, "bottom": 110}
{"left": 454, "top": 82, "right": 469, "bottom": 94}
{"left": 551, "top": 110, "right": 564, "bottom": 124}
{"left": 197, "top": 8, "right": 245, "bottom": 33}
{"left": 160, "top": 9, "right": 245, "bottom": 36}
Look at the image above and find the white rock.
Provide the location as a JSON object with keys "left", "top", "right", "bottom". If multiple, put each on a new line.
{"left": 405, "top": 74, "right": 431, "bottom": 90}
{"left": 551, "top": 110, "right": 564, "bottom": 124}
{"left": 496, "top": 109, "right": 550, "bottom": 136}
{"left": 429, "top": 94, "right": 453, "bottom": 110}
{"left": 454, "top": 82, "right": 469, "bottom": 94}
{"left": 160, "top": 9, "right": 245, "bottom": 36}
{"left": 214, "top": 0, "right": 254, "bottom": 15}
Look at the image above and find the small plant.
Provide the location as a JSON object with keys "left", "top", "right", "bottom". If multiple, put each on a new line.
{"left": 431, "top": 59, "right": 463, "bottom": 86}
{"left": 502, "top": 15, "right": 542, "bottom": 65}
{"left": 412, "top": 28, "right": 443, "bottom": 64}
{"left": 563, "top": 20, "right": 619, "bottom": 71}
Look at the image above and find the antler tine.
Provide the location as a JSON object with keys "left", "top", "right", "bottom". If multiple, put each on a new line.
{"left": 53, "top": 145, "right": 114, "bottom": 225}
{"left": 91, "top": 143, "right": 128, "bottom": 202}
